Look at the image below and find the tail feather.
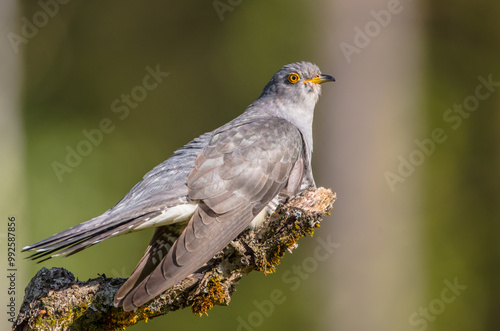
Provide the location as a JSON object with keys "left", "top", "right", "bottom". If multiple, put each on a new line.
{"left": 113, "top": 223, "right": 186, "bottom": 307}
{"left": 23, "top": 211, "right": 162, "bottom": 262}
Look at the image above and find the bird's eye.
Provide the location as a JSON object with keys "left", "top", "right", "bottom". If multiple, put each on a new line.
{"left": 288, "top": 73, "right": 300, "bottom": 84}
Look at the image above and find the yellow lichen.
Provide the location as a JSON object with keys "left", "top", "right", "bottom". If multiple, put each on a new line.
{"left": 106, "top": 306, "right": 152, "bottom": 329}
{"left": 192, "top": 277, "right": 226, "bottom": 316}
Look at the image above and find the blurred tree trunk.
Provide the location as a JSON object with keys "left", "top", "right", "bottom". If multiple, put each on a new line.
{"left": 316, "top": 0, "right": 425, "bottom": 329}
{"left": 0, "top": 1, "right": 27, "bottom": 330}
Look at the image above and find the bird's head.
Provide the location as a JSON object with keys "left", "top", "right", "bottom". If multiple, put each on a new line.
{"left": 259, "top": 61, "right": 335, "bottom": 106}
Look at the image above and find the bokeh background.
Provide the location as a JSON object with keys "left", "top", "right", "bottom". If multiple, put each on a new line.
{"left": 1, "top": 1, "right": 499, "bottom": 330}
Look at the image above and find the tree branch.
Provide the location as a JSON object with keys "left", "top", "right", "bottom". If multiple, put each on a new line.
{"left": 13, "top": 187, "right": 336, "bottom": 331}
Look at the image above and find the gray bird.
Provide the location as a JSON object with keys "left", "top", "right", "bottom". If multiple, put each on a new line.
{"left": 23, "top": 61, "right": 334, "bottom": 311}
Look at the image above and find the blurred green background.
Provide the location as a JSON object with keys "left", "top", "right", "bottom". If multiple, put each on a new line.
{"left": 1, "top": 0, "right": 499, "bottom": 330}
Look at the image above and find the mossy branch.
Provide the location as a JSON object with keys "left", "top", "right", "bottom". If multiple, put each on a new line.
{"left": 13, "top": 187, "right": 336, "bottom": 331}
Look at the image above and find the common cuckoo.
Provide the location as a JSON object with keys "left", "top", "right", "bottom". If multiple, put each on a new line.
{"left": 23, "top": 62, "right": 335, "bottom": 311}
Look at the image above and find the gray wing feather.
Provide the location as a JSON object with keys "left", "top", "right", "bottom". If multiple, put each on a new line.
{"left": 117, "top": 117, "right": 305, "bottom": 310}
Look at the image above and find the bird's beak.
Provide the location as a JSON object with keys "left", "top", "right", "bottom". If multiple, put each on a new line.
{"left": 304, "top": 74, "right": 336, "bottom": 85}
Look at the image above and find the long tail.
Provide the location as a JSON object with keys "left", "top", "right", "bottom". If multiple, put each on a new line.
{"left": 23, "top": 211, "right": 161, "bottom": 262}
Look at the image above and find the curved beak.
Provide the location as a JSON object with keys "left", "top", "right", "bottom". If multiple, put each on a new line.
{"left": 304, "top": 74, "right": 336, "bottom": 85}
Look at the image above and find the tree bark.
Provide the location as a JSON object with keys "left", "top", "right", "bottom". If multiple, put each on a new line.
{"left": 13, "top": 187, "right": 336, "bottom": 331}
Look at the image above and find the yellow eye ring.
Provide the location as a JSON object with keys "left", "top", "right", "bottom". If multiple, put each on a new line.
{"left": 288, "top": 73, "right": 300, "bottom": 84}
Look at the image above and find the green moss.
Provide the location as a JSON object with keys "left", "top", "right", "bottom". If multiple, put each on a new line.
{"left": 35, "top": 295, "right": 93, "bottom": 329}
